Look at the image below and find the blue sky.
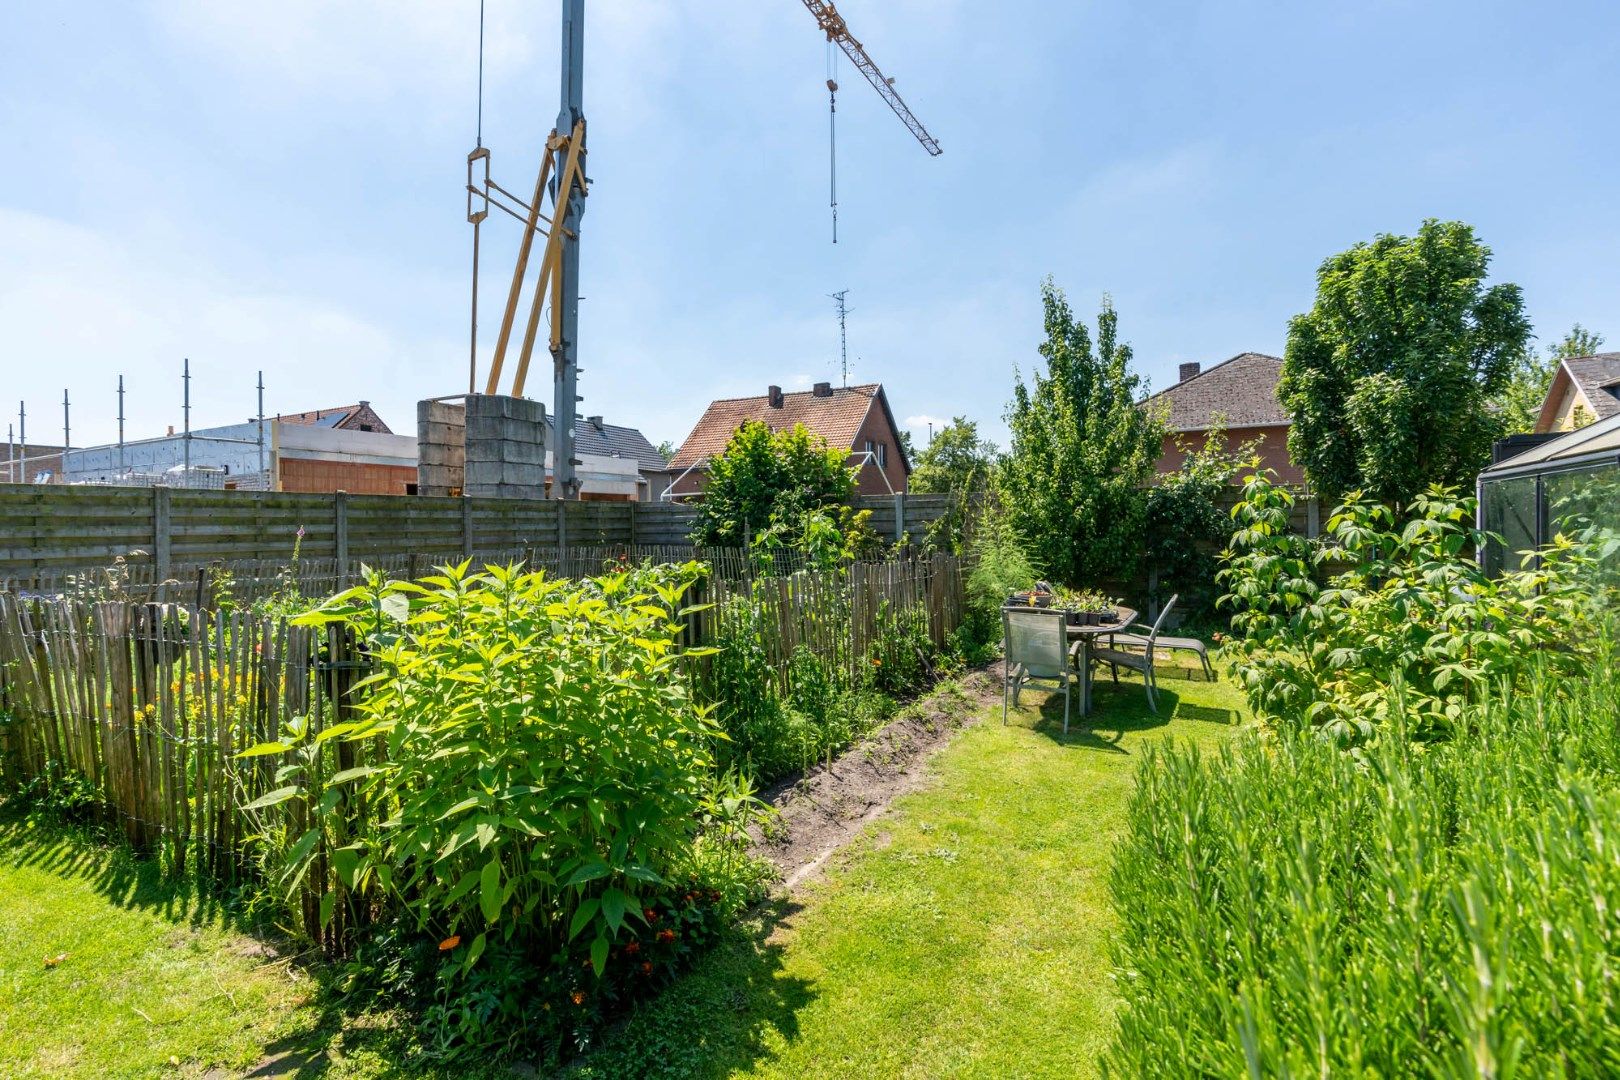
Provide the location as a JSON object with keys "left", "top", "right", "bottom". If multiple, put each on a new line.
{"left": 2, "top": 1, "right": 1616, "bottom": 452}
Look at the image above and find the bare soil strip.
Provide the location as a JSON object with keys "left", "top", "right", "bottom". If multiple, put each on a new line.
{"left": 748, "top": 664, "right": 1002, "bottom": 891}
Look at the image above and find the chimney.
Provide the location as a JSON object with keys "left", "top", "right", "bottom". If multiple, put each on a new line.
{"left": 167, "top": 424, "right": 175, "bottom": 436}
{"left": 812, "top": 381, "right": 833, "bottom": 398}
{"left": 1179, "top": 362, "right": 1202, "bottom": 383}
{"left": 767, "top": 385, "right": 783, "bottom": 408}
{"left": 587, "top": 415, "right": 604, "bottom": 431}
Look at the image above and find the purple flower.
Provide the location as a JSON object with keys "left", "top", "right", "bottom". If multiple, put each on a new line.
{"left": 296, "top": 525, "right": 306, "bottom": 539}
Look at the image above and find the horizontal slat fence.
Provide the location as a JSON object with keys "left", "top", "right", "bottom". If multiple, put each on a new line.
{"left": 0, "top": 552, "right": 966, "bottom": 953}
{"left": 0, "top": 485, "right": 963, "bottom": 582}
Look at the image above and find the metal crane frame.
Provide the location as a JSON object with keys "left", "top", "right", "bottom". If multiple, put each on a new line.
{"left": 800, "top": 0, "right": 942, "bottom": 156}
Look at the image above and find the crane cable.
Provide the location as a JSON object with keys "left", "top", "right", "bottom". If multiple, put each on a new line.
{"left": 468, "top": 0, "right": 486, "bottom": 393}
{"left": 827, "top": 40, "right": 838, "bottom": 244}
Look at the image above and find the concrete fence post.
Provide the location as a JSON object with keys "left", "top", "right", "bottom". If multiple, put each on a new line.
{"left": 334, "top": 491, "right": 350, "bottom": 588}
{"left": 462, "top": 496, "right": 474, "bottom": 559}
{"left": 152, "top": 486, "right": 172, "bottom": 581}
{"left": 893, "top": 492, "right": 906, "bottom": 543}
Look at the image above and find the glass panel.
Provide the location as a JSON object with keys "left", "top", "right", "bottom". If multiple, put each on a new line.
{"left": 1480, "top": 476, "right": 1537, "bottom": 575}
{"left": 1544, "top": 463, "right": 1620, "bottom": 596}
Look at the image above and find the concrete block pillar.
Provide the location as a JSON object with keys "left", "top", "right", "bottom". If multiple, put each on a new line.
{"left": 464, "top": 394, "right": 547, "bottom": 500}
{"left": 417, "top": 400, "right": 467, "bottom": 496}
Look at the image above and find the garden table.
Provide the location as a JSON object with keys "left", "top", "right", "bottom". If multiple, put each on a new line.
{"left": 1067, "top": 606, "right": 1138, "bottom": 716}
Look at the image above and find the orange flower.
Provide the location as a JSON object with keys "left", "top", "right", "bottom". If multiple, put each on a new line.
{"left": 571, "top": 990, "right": 586, "bottom": 1006}
{"left": 438, "top": 935, "right": 460, "bottom": 951}
{"left": 624, "top": 940, "right": 640, "bottom": 955}
{"left": 640, "top": 961, "right": 653, "bottom": 975}
{"left": 871, "top": 658, "right": 882, "bottom": 667}
{"left": 657, "top": 928, "right": 676, "bottom": 943}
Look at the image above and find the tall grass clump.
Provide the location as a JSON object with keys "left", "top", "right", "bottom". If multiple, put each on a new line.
{"left": 1106, "top": 639, "right": 1620, "bottom": 1076}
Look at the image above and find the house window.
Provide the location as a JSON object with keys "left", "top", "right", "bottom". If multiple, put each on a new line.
{"left": 865, "top": 440, "right": 886, "bottom": 468}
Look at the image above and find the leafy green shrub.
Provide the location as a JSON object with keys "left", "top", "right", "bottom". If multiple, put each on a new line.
{"left": 959, "top": 492, "right": 1037, "bottom": 657}
{"left": 1143, "top": 426, "right": 1250, "bottom": 616}
{"left": 1107, "top": 640, "right": 1620, "bottom": 1076}
{"left": 691, "top": 421, "right": 857, "bottom": 548}
{"left": 1220, "top": 471, "right": 1596, "bottom": 743}
{"left": 250, "top": 559, "right": 725, "bottom": 974}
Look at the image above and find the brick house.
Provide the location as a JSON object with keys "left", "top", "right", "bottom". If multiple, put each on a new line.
{"left": 1534, "top": 352, "right": 1620, "bottom": 433}
{"left": 276, "top": 401, "right": 393, "bottom": 434}
{"left": 1143, "top": 352, "right": 1304, "bottom": 485}
{"left": 668, "top": 382, "right": 910, "bottom": 497}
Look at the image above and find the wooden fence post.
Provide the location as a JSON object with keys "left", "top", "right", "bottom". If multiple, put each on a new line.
{"left": 152, "top": 486, "right": 172, "bottom": 582}
{"left": 334, "top": 491, "right": 350, "bottom": 588}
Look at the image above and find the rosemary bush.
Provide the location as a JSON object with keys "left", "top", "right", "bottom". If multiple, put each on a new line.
{"left": 1107, "top": 642, "right": 1620, "bottom": 1076}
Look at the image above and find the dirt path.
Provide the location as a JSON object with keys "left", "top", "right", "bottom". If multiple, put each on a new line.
{"left": 748, "top": 664, "right": 1002, "bottom": 891}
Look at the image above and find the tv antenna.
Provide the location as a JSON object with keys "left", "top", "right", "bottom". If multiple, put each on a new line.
{"left": 830, "top": 289, "right": 851, "bottom": 386}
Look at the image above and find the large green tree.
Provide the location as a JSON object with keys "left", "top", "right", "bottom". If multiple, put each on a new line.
{"left": 1279, "top": 219, "right": 1531, "bottom": 505}
{"left": 689, "top": 420, "right": 855, "bottom": 547}
{"left": 1001, "top": 281, "right": 1164, "bottom": 586}
{"left": 908, "top": 416, "right": 997, "bottom": 554}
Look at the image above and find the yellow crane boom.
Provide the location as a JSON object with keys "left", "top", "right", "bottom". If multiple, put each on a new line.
{"left": 800, "top": 0, "right": 942, "bottom": 156}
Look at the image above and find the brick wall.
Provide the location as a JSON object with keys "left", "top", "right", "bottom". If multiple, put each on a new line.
{"left": 850, "top": 404, "right": 910, "bottom": 495}
{"left": 1156, "top": 424, "right": 1303, "bottom": 486}
{"left": 279, "top": 458, "right": 417, "bottom": 495}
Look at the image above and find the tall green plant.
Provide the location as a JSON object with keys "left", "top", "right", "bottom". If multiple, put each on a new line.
{"left": 690, "top": 421, "right": 856, "bottom": 548}
{"left": 1001, "top": 281, "right": 1163, "bottom": 586}
{"left": 1219, "top": 471, "right": 1595, "bottom": 743}
{"left": 245, "top": 560, "right": 720, "bottom": 976}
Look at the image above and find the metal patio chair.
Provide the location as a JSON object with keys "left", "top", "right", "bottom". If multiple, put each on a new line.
{"left": 1003, "top": 605, "right": 1078, "bottom": 733}
{"left": 1103, "top": 594, "right": 1215, "bottom": 681}
{"left": 1090, "top": 597, "right": 1181, "bottom": 714}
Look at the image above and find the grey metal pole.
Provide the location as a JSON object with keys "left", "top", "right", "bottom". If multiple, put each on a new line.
{"left": 62, "top": 389, "right": 70, "bottom": 481}
{"left": 18, "top": 401, "right": 25, "bottom": 481}
{"left": 182, "top": 357, "right": 192, "bottom": 481}
{"left": 551, "top": 0, "right": 585, "bottom": 500}
{"left": 6, "top": 424, "right": 12, "bottom": 484}
{"left": 256, "top": 370, "right": 266, "bottom": 483}
{"left": 118, "top": 374, "right": 126, "bottom": 474}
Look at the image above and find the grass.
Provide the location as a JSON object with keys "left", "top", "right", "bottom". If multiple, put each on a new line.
{"left": 0, "top": 661, "right": 1247, "bottom": 1078}
{"left": 0, "top": 811, "right": 451, "bottom": 1080}
{"left": 569, "top": 660, "right": 1249, "bottom": 1078}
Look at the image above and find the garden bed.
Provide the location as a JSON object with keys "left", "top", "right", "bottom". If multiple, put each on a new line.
{"left": 749, "top": 664, "right": 1004, "bottom": 890}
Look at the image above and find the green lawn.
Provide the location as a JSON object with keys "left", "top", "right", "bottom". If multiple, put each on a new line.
{"left": 0, "top": 662, "right": 1246, "bottom": 1078}
{"left": 570, "top": 661, "right": 1248, "bottom": 1079}
{"left": 0, "top": 813, "right": 442, "bottom": 1079}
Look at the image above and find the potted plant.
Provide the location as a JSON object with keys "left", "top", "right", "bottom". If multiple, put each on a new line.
{"left": 1056, "top": 588, "right": 1119, "bottom": 626}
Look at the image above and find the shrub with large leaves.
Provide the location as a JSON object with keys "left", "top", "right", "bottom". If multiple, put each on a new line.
{"left": 246, "top": 560, "right": 719, "bottom": 975}
{"left": 1219, "top": 471, "right": 1595, "bottom": 743}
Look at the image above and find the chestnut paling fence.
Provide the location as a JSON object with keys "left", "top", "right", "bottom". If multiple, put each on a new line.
{"left": 0, "top": 553, "right": 965, "bottom": 953}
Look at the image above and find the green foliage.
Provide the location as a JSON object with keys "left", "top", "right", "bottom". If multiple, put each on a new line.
{"left": 247, "top": 560, "right": 727, "bottom": 981}
{"left": 1495, "top": 324, "right": 1606, "bottom": 434}
{"left": 690, "top": 421, "right": 856, "bottom": 548}
{"left": 1143, "top": 425, "right": 1252, "bottom": 614}
{"left": 1219, "top": 470, "right": 1596, "bottom": 744}
{"left": 960, "top": 492, "right": 1038, "bottom": 657}
{"left": 907, "top": 417, "right": 996, "bottom": 554}
{"left": 1279, "top": 219, "right": 1532, "bottom": 505}
{"left": 1001, "top": 281, "right": 1164, "bottom": 585}
{"left": 751, "top": 504, "right": 881, "bottom": 571}
{"left": 1107, "top": 642, "right": 1620, "bottom": 1076}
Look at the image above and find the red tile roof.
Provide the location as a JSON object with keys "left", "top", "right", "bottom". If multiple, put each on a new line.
{"left": 671, "top": 383, "right": 887, "bottom": 469}
{"left": 1143, "top": 353, "right": 1287, "bottom": 431}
